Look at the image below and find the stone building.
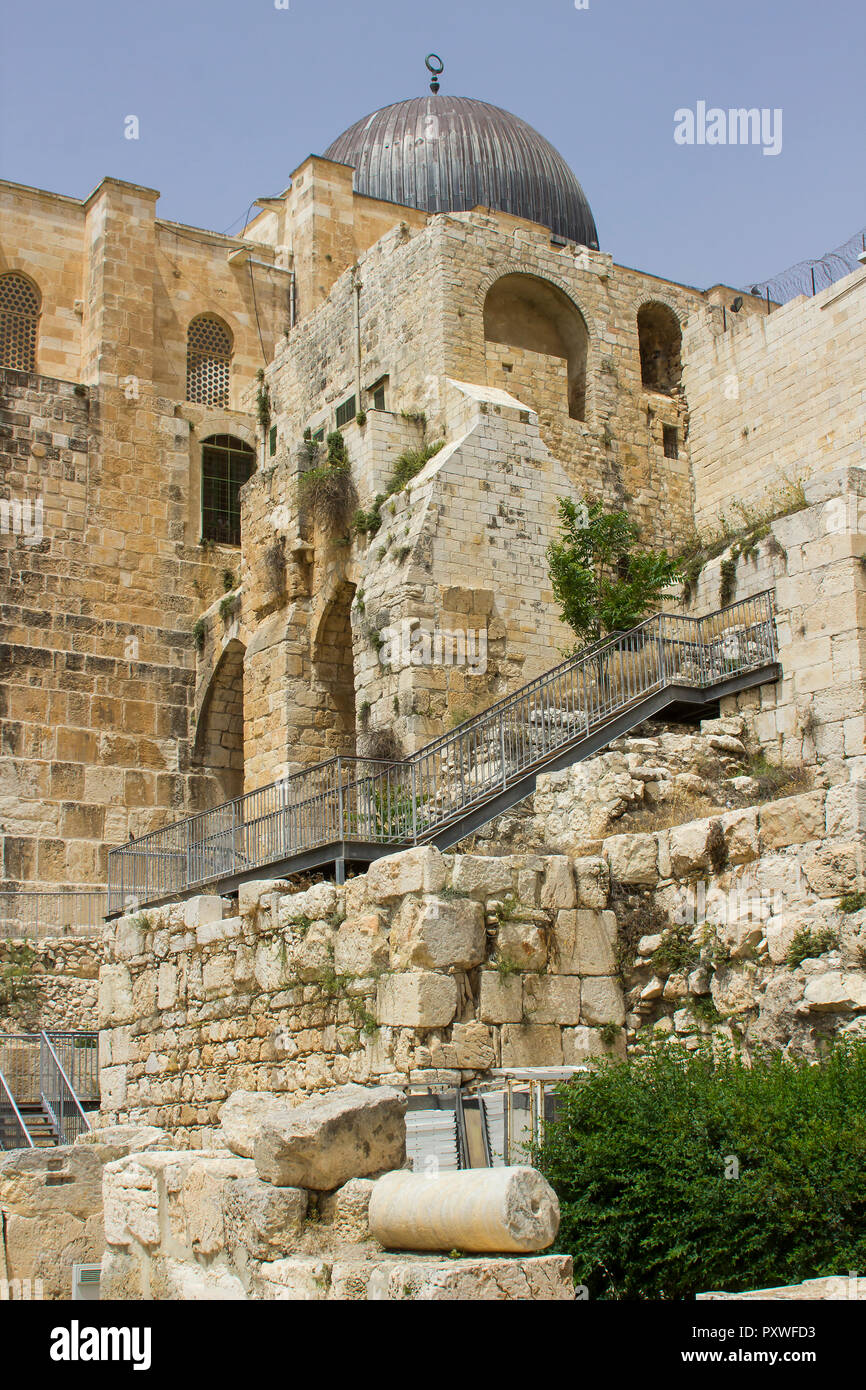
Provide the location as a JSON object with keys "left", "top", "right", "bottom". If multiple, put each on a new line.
{"left": 1, "top": 68, "right": 865, "bottom": 897}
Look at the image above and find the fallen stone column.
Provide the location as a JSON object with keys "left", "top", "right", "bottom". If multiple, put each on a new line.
{"left": 368, "top": 1166, "right": 559, "bottom": 1254}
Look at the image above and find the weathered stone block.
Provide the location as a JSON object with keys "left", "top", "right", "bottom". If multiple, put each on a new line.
{"left": 390, "top": 896, "right": 486, "bottom": 970}
{"left": 254, "top": 1084, "right": 407, "bottom": 1190}
{"left": 451, "top": 855, "right": 514, "bottom": 898}
{"left": 496, "top": 918, "right": 548, "bottom": 971}
{"left": 604, "top": 833, "right": 659, "bottom": 884}
{"left": 574, "top": 855, "right": 610, "bottom": 908}
{"left": 579, "top": 976, "right": 625, "bottom": 1026}
{"left": 759, "top": 792, "right": 826, "bottom": 849}
{"left": 499, "top": 1024, "right": 563, "bottom": 1066}
{"left": 552, "top": 908, "right": 617, "bottom": 975}
{"left": 479, "top": 970, "right": 523, "bottom": 1024}
{"left": 182, "top": 895, "right": 223, "bottom": 930}
{"left": 334, "top": 912, "right": 389, "bottom": 976}
{"left": 523, "top": 975, "right": 581, "bottom": 1024}
{"left": 219, "top": 1090, "right": 295, "bottom": 1158}
{"left": 99, "top": 964, "right": 134, "bottom": 1027}
{"left": 222, "top": 1176, "right": 308, "bottom": 1260}
{"left": 365, "top": 846, "right": 447, "bottom": 900}
{"left": 668, "top": 820, "right": 713, "bottom": 877}
{"left": 803, "top": 971, "right": 866, "bottom": 1012}
{"left": 562, "top": 1025, "right": 626, "bottom": 1063}
{"left": 449, "top": 1021, "right": 496, "bottom": 1069}
{"left": 318, "top": 1177, "right": 375, "bottom": 1243}
{"left": 539, "top": 857, "right": 576, "bottom": 910}
{"left": 376, "top": 972, "right": 458, "bottom": 1028}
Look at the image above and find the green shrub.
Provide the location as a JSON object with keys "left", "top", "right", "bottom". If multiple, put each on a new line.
{"left": 786, "top": 925, "right": 838, "bottom": 968}
{"left": 298, "top": 431, "right": 357, "bottom": 531}
{"left": 839, "top": 891, "right": 866, "bottom": 914}
{"left": 533, "top": 1039, "right": 866, "bottom": 1300}
{"left": 650, "top": 923, "right": 699, "bottom": 974}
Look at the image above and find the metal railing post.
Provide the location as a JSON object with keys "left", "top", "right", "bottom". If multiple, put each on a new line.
{"left": 336, "top": 757, "right": 344, "bottom": 842}
{"left": 499, "top": 712, "right": 507, "bottom": 790}
{"left": 410, "top": 761, "right": 419, "bottom": 843}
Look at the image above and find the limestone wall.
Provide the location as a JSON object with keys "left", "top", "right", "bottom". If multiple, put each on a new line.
{"left": 684, "top": 267, "right": 866, "bottom": 532}
{"left": 0, "top": 370, "right": 240, "bottom": 891}
{"left": 0, "top": 934, "right": 100, "bottom": 1032}
{"left": 98, "top": 845, "right": 625, "bottom": 1147}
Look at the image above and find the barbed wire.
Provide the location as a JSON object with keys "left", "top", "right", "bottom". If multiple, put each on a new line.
{"left": 747, "top": 225, "right": 866, "bottom": 304}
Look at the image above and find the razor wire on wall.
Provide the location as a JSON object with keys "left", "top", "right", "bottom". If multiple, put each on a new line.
{"left": 748, "top": 225, "right": 866, "bottom": 304}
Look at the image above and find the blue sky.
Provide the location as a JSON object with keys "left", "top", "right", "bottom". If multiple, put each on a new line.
{"left": 1, "top": 0, "right": 863, "bottom": 290}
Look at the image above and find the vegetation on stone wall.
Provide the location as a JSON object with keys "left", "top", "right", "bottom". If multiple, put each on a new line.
{"left": 547, "top": 498, "right": 682, "bottom": 647}
{"left": 535, "top": 1039, "right": 866, "bottom": 1299}
{"left": 354, "top": 439, "right": 444, "bottom": 537}
{"left": 298, "top": 430, "right": 358, "bottom": 532}
{"left": 0, "top": 944, "right": 39, "bottom": 1017}
{"left": 677, "top": 478, "right": 807, "bottom": 604}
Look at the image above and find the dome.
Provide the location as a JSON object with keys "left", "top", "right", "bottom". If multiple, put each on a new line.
{"left": 323, "top": 94, "right": 599, "bottom": 249}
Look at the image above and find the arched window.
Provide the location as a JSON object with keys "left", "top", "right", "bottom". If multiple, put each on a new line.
{"left": 637, "top": 302, "right": 682, "bottom": 393}
{"left": 0, "top": 273, "right": 40, "bottom": 371}
{"left": 483, "top": 273, "right": 589, "bottom": 421}
{"left": 187, "top": 315, "right": 232, "bottom": 407}
{"left": 201, "top": 434, "right": 255, "bottom": 545}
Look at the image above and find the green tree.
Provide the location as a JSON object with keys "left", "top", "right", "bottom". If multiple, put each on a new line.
{"left": 547, "top": 498, "right": 682, "bottom": 646}
{"left": 533, "top": 1039, "right": 866, "bottom": 1300}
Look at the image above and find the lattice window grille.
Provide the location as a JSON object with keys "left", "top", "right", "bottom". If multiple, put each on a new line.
{"left": 0, "top": 273, "right": 40, "bottom": 372}
{"left": 186, "top": 316, "right": 232, "bottom": 406}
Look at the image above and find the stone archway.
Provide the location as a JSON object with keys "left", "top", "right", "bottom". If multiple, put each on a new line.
{"left": 193, "top": 638, "right": 245, "bottom": 801}
{"left": 637, "top": 301, "right": 683, "bottom": 392}
{"left": 483, "top": 272, "right": 590, "bottom": 421}
{"left": 312, "top": 581, "right": 357, "bottom": 757}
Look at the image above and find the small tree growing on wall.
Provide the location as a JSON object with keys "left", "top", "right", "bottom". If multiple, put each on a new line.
{"left": 547, "top": 497, "right": 682, "bottom": 648}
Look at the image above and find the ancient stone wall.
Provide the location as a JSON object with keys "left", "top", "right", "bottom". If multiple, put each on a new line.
{"left": 98, "top": 845, "right": 625, "bottom": 1147}
{"left": 684, "top": 267, "right": 866, "bottom": 532}
{"left": 0, "top": 370, "right": 240, "bottom": 891}
{"left": 0, "top": 933, "right": 100, "bottom": 1032}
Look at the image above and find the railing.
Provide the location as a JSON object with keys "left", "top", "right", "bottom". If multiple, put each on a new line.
{"left": 0, "top": 1033, "right": 99, "bottom": 1108}
{"left": 39, "top": 1031, "right": 92, "bottom": 1146}
{"left": 0, "top": 1065, "right": 33, "bottom": 1150}
{"left": 0, "top": 891, "right": 108, "bottom": 940}
{"left": 109, "top": 592, "right": 777, "bottom": 910}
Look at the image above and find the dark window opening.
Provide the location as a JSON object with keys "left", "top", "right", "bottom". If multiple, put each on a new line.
{"left": 311, "top": 426, "right": 325, "bottom": 443}
{"left": 335, "top": 395, "right": 356, "bottom": 428}
{"left": 369, "top": 377, "right": 388, "bottom": 411}
{"left": 638, "top": 302, "right": 683, "bottom": 393}
{"left": 201, "top": 434, "right": 255, "bottom": 546}
{"left": 663, "top": 424, "right": 679, "bottom": 459}
{"left": 268, "top": 424, "right": 277, "bottom": 457}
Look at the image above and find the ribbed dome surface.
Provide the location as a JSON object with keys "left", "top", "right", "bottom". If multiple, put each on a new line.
{"left": 324, "top": 95, "right": 598, "bottom": 249}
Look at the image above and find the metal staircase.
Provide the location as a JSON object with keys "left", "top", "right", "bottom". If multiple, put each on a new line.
{"left": 0, "top": 1032, "right": 97, "bottom": 1150}
{"left": 108, "top": 591, "right": 780, "bottom": 912}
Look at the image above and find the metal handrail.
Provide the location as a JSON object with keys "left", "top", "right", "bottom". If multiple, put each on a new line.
{"left": 108, "top": 591, "right": 778, "bottom": 910}
{"left": 0, "top": 890, "right": 108, "bottom": 940}
{"left": 39, "top": 1031, "right": 92, "bottom": 1146}
{"left": 0, "top": 1065, "right": 33, "bottom": 1150}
